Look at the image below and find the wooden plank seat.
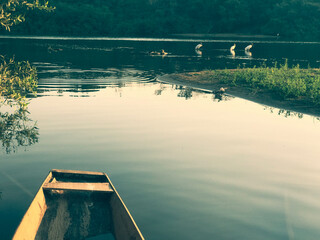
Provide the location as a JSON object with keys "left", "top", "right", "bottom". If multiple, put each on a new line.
{"left": 13, "top": 169, "right": 144, "bottom": 240}
{"left": 43, "top": 182, "right": 114, "bottom": 192}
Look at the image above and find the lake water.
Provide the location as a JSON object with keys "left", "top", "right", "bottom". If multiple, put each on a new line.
{"left": 1, "top": 37, "right": 320, "bottom": 240}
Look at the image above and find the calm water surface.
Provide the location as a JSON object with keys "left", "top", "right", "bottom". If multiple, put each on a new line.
{"left": 1, "top": 37, "right": 320, "bottom": 240}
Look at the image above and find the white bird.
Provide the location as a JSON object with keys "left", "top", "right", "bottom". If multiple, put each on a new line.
{"left": 245, "top": 43, "right": 253, "bottom": 51}
{"left": 195, "top": 43, "right": 203, "bottom": 50}
{"left": 150, "top": 49, "right": 168, "bottom": 56}
{"left": 230, "top": 44, "right": 236, "bottom": 57}
{"left": 161, "top": 49, "right": 168, "bottom": 55}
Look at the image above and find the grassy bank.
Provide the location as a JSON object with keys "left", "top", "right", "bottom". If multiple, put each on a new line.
{"left": 173, "top": 62, "right": 320, "bottom": 106}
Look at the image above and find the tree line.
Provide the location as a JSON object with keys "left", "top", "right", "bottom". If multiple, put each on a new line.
{"left": 1, "top": 0, "right": 320, "bottom": 40}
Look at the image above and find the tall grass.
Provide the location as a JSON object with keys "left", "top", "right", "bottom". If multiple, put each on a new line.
{"left": 210, "top": 61, "right": 320, "bottom": 105}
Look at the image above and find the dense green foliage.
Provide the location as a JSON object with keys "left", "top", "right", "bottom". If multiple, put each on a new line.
{"left": 201, "top": 63, "right": 320, "bottom": 105}
{"left": 1, "top": 0, "right": 320, "bottom": 40}
{"left": 0, "top": 1, "right": 44, "bottom": 154}
{"left": 0, "top": 57, "right": 39, "bottom": 153}
{"left": 0, "top": 56, "right": 37, "bottom": 107}
{"left": 0, "top": 0, "right": 54, "bottom": 31}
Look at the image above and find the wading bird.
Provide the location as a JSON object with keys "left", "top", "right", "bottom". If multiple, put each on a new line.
{"left": 195, "top": 43, "right": 203, "bottom": 50}
{"left": 150, "top": 49, "right": 168, "bottom": 56}
{"left": 161, "top": 49, "right": 168, "bottom": 55}
{"left": 230, "top": 44, "right": 236, "bottom": 56}
{"left": 245, "top": 43, "right": 253, "bottom": 51}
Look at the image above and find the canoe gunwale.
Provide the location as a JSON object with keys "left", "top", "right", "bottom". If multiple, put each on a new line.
{"left": 12, "top": 169, "right": 145, "bottom": 240}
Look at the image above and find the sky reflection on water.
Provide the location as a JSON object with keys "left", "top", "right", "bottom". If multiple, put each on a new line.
{"left": 2, "top": 81, "right": 320, "bottom": 239}
{"left": 1, "top": 38, "right": 320, "bottom": 240}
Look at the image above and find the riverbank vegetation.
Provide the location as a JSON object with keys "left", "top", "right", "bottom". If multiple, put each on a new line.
{"left": 1, "top": 0, "right": 320, "bottom": 41}
{"left": 0, "top": 0, "right": 54, "bottom": 31}
{"left": 0, "top": 57, "right": 39, "bottom": 153}
{"left": 169, "top": 62, "right": 320, "bottom": 107}
{"left": 0, "top": 56, "right": 37, "bottom": 108}
{"left": 0, "top": 1, "right": 49, "bottom": 153}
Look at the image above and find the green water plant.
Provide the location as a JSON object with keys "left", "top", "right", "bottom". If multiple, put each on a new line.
{"left": 231, "top": 62, "right": 320, "bottom": 104}
{"left": 186, "top": 61, "right": 320, "bottom": 105}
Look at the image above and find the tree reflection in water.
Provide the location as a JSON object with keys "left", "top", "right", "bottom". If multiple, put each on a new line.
{"left": 177, "top": 87, "right": 193, "bottom": 99}
{"left": 0, "top": 56, "right": 39, "bottom": 154}
{"left": 155, "top": 84, "right": 234, "bottom": 102}
{"left": 212, "top": 92, "right": 233, "bottom": 102}
{"left": 156, "top": 83, "right": 317, "bottom": 119}
{"left": 264, "top": 106, "right": 305, "bottom": 119}
{"left": 0, "top": 104, "right": 39, "bottom": 154}
{"left": 176, "top": 86, "right": 233, "bottom": 102}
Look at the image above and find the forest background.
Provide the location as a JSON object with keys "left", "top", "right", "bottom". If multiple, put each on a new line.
{"left": 1, "top": 0, "right": 320, "bottom": 41}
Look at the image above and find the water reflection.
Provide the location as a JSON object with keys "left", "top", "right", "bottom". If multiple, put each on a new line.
{"left": 263, "top": 106, "right": 309, "bottom": 119}
{"left": 1, "top": 37, "right": 320, "bottom": 240}
{"left": 212, "top": 92, "right": 233, "bottom": 102}
{"left": 245, "top": 50, "right": 253, "bottom": 58}
{"left": 195, "top": 49, "right": 202, "bottom": 57}
{"left": 174, "top": 85, "right": 234, "bottom": 102}
{"left": 230, "top": 49, "right": 235, "bottom": 58}
{"left": 177, "top": 87, "right": 193, "bottom": 99}
{"left": 154, "top": 84, "right": 165, "bottom": 96}
{"left": 0, "top": 56, "right": 40, "bottom": 154}
{"left": 0, "top": 104, "right": 39, "bottom": 154}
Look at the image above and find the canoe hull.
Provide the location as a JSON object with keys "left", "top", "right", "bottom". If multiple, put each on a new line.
{"left": 13, "top": 169, "right": 144, "bottom": 240}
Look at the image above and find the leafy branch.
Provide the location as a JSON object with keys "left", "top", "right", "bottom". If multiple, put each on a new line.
{"left": 0, "top": 0, "right": 54, "bottom": 31}
{"left": 0, "top": 56, "right": 38, "bottom": 108}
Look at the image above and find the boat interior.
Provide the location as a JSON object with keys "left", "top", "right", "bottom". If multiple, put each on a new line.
{"left": 13, "top": 169, "right": 144, "bottom": 240}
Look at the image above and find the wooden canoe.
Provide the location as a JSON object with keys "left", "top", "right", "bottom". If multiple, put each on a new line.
{"left": 13, "top": 169, "right": 144, "bottom": 240}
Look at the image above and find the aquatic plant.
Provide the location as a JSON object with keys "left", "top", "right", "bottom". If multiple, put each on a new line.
{"left": 206, "top": 61, "right": 320, "bottom": 105}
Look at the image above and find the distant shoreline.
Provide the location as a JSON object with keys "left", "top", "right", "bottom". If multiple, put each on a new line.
{"left": 3, "top": 35, "right": 320, "bottom": 44}
{"left": 171, "top": 33, "right": 279, "bottom": 39}
{"left": 157, "top": 71, "right": 320, "bottom": 117}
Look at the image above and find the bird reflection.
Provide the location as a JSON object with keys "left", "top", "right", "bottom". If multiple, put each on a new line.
{"left": 149, "top": 49, "right": 168, "bottom": 56}
{"left": 195, "top": 49, "right": 202, "bottom": 56}
{"left": 230, "top": 49, "right": 235, "bottom": 57}
{"left": 245, "top": 50, "right": 252, "bottom": 57}
{"left": 48, "top": 45, "right": 63, "bottom": 53}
